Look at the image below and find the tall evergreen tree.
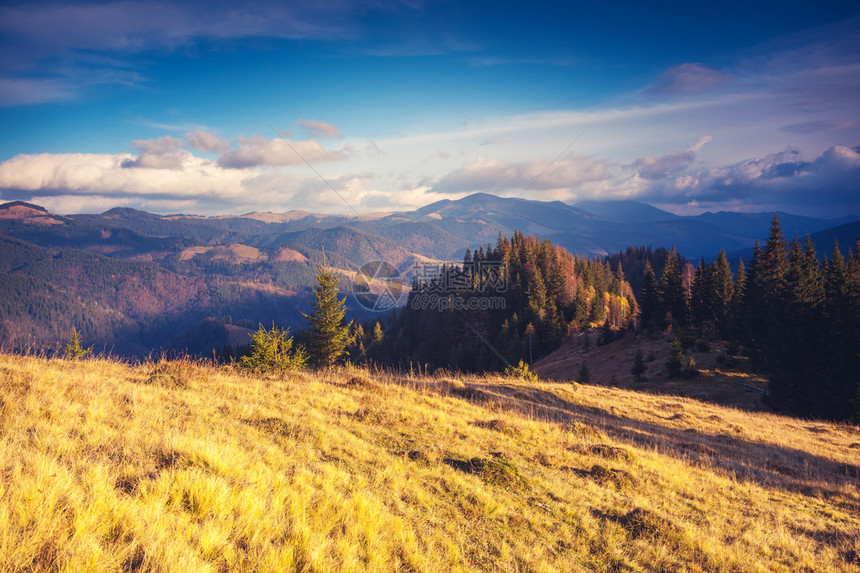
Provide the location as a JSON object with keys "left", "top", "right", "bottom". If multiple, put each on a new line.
{"left": 743, "top": 241, "right": 766, "bottom": 359}
{"left": 709, "top": 249, "right": 734, "bottom": 337}
{"left": 730, "top": 259, "right": 746, "bottom": 340}
{"left": 819, "top": 240, "right": 860, "bottom": 420}
{"left": 304, "top": 261, "right": 352, "bottom": 367}
{"left": 638, "top": 260, "right": 661, "bottom": 331}
{"left": 768, "top": 236, "right": 823, "bottom": 413}
{"left": 689, "top": 258, "right": 708, "bottom": 332}
{"left": 659, "top": 246, "right": 687, "bottom": 327}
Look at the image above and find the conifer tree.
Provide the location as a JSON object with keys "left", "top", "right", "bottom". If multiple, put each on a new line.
{"left": 659, "top": 246, "right": 687, "bottom": 327}
{"left": 304, "top": 260, "right": 352, "bottom": 367}
{"left": 689, "top": 258, "right": 708, "bottom": 332}
{"left": 578, "top": 362, "right": 591, "bottom": 384}
{"left": 638, "top": 260, "right": 661, "bottom": 331}
{"left": 372, "top": 320, "right": 385, "bottom": 346}
{"left": 743, "top": 241, "right": 766, "bottom": 360}
{"left": 760, "top": 215, "right": 789, "bottom": 315}
{"left": 64, "top": 327, "right": 91, "bottom": 360}
{"left": 730, "top": 259, "right": 746, "bottom": 340}
{"left": 709, "top": 249, "right": 734, "bottom": 337}
{"left": 666, "top": 337, "right": 684, "bottom": 378}
{"left": 768, "top": 235, "right": 825, "bottom": 414}
{"left": 631, "top": 348, "right": 647, "bottom": 381}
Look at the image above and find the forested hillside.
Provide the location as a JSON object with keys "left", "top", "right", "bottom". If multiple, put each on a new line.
{"left": 631, "top": 216, "right": 860, "bottom": 421}
{"left": 364, "top": 232, "right": 637, "bottom": 371}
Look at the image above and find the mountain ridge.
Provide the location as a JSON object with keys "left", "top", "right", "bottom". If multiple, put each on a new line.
{"left": 2, "top": 193, "right": 858, "bottom": 355}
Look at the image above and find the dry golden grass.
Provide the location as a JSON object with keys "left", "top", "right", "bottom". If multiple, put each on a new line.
{"left": 1, "top": 353, "right": 858, "bottom": 572}
{"left": 535, "top": 331, "right": 770, "bottom": 410}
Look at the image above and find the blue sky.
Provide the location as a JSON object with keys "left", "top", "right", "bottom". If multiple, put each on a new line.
{"left": 1, "top": 0, "right": 859, "bottom": 217}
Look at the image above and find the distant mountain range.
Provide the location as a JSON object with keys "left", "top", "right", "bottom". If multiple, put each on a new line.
{"left": 1, "top": 195, "right": 857, "bottom": 356}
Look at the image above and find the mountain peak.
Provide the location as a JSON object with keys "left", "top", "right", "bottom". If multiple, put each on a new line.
{"left": 573, "top": 200, "right": 678, "bottom": 224}
{"left": 0, "top": 201, "right": 66, "bottom": 225}
{"left": 0, "top": 201, "right": 49, "bottom": 214}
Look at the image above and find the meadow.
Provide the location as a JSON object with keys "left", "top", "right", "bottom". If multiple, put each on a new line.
{"left": 1, "top": 353, "right": 858, "bottom": 571}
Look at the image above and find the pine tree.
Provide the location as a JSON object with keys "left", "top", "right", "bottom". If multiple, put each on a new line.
{"left": 578, "top": 362, "right": 591, "bottom": 384}
{"left": 631, "top": 348, "right": 647, "bottom": 381}
{"left": 660, "top": 246, "right": 687, "bottom": 327}
{"left": 817, "top": 240, "right": 859, "bottom": 420}
{"left": 709, "top": 249, "right": 734, "bottom": 337}
{"left": 689, "top": 258, "right": 708, "bottom": 333}
{"left": 372, "top": 320, "right": 385, "bottom": 346}
{"left": 743, "top": 241, "right": 766, "bottom": 361}
{"left": 767, "top": 235, "right": 825, "bottom": 414}
{"left": 64, "top": 327, "right": 91, "bottom": 360}
{"left": 241, "top": 324, "right": 306, "bottom": 373}
{"left": 666, "top": 337, "right": 684, "bottom": 378}
{"left": 304, "top": 262, "right": 352, "bottom": 367}
{"left": 638, "top": 260, "right": 662, "bottom": 331}
{"left": 730, "top": 259, "right": 746, "bottom": 340}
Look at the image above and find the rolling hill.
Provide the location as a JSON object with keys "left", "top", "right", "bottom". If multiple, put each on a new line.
{"left": 1, "top": 196, "right": 857, "bottom": 356}
{"left": 1, "top": 353, "right": 857, "bottom": 571}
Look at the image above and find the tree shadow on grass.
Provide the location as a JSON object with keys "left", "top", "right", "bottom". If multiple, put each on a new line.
{"left": 405, "top": 377, "right": 860, "bottom": 511}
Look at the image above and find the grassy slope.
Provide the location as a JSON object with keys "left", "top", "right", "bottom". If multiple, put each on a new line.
{"left": 0, "top": 354, "right": 858, "bottom": 572}
{"left": 535, "top": 332, "right": 770, "bottom": 411}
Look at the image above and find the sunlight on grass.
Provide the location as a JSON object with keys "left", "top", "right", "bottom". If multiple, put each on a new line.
{"left": 1, "top": 353, "right": 858, "bottom": 571}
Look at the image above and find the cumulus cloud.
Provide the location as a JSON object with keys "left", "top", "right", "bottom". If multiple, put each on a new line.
{"left": 297, "top": 119, "right": 342, "bottom": 139}
{"left": 217, "top": 137, "right": 349, "bottom": 169}
{"left": 184, "top": 130, "right": 228, "bottom": 152}
{"left": 0, "top": 151, "right": 251, "bottom": 200}
{"left": 632, "top": 151, "right": 696, "bottom": 181}
{"left": 121, "top": 136, "right": 190, "bottom": 169}
{"left": 627, "top": 145, "right": 860, "bottom": 215}
{"left": 0, "top": 148, "right": 367, "bottom": 215}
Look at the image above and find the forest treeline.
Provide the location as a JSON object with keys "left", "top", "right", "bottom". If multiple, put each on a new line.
{"left": 351, "top": 221, "right": 860, "bottom": 421}
{"left": 633, "top": 216, "right": 860, "bottom": 421}
{"left": 355, "top": 231, "right": 637, "bottom": 372}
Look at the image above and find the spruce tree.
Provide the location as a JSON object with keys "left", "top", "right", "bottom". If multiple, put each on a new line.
{"left": 304, "top": 261, "right": 352, "bottom": 367}
{"left": 768, "top": 235, "right": 824, "bottom": 414}
{"left": 689, "top": 258, "right": 708, "bottom": 333}
{"left": 631, "top": 348, "right": 647, "bottom": 381}
{"left": 819, "top": 240, "right": 860, "bottom": 420}
{"left": 638, "top": 260, "right": 661, "bottom": 331}
{"left": 659, "top": 247, "right": 687, "bottom": 327}
{"left": 578, "top": 362, "right": 591, "bottom": 384}
{"left": 65, "top": 327, "right": 92, "bottom": 360}
{"left": 743, "top": 241, "right": 766, "bottom": 360}
{"left": 730, "top": 259, "right": 746, "bottom": 340}
{"left": 709, "top": 249, "right": 734, "bottom": 337}
{"left": 666, "top": 336, "right": 684, "bottom": 378}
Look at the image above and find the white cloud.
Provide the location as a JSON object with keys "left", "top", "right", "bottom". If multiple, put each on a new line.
{"left": 0, "top": 152, "right": 251, "bottom": 200}
{"left": 184, "top": 130, "right": 228, "bottom": 152}
{"left": 120, "top": 136, "right": 189, "bottom": 169}
{"left": 688, "top": 136, "right": 712, "bottom": 153}
{"left": 631, "top": 151, "right": 696, "bottom": 181}
{"left": 0, "top": 146, "right": 382, "bottom": 215}
{"left": 297, "top": 119, "right": 342, "bottom": 139}
{"left": 217, "top": 136, "right": 349, "bottom": 169}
